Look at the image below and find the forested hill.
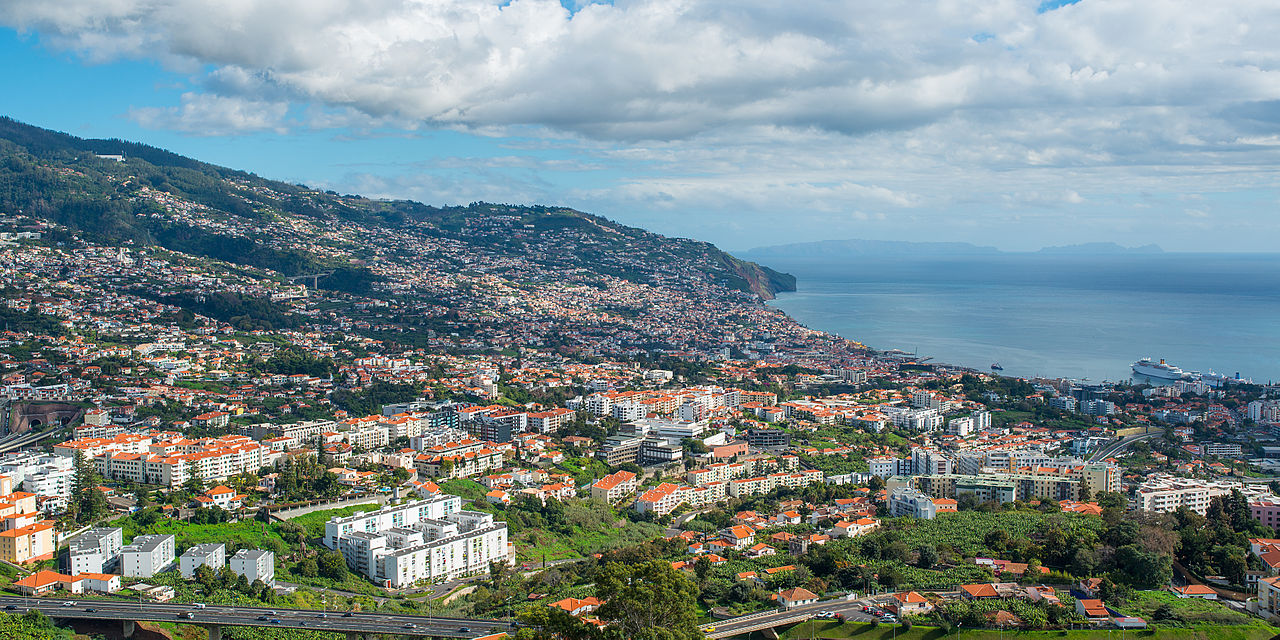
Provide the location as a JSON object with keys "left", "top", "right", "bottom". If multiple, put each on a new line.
{"left": 0, "top": 117, "right": 794, "bottom": 299}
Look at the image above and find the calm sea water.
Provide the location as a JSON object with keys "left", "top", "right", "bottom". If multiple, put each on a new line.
{"left": 761, "top": 254, "right": 1280, "bottom": 383}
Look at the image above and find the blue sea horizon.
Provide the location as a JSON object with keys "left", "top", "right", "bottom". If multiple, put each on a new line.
{"left": 762, "top": 253, "right": 1280, "bottom": 383}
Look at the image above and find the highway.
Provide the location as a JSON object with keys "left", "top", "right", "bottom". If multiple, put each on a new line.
{"left": 705, "top": 594, "right": 879, "bottom": 639}
{"left": 1088, "top": 432, "right": 1159, "bottom": 463}
{"left": 0, "top": 426, "right": 68, "bottom": 454}
{"left": 0, "top": 595, "right": 513, "bottom": 639}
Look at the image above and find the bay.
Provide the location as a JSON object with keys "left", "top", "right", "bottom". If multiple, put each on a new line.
{"left": 761, "top": 253, "right": 1280, "bottom": 383}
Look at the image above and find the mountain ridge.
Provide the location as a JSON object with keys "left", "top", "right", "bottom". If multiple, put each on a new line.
{"left": 0, "top": 116, "right": 794, "bottom": 300}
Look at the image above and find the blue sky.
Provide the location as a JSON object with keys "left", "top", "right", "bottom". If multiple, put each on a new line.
{"left": 3, "top": 0, "right": 1279, "bottom": 252}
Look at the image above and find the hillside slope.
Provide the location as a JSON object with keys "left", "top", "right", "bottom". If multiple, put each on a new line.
{"left": 0, "top": 117, "right": 793, "bottom": 299}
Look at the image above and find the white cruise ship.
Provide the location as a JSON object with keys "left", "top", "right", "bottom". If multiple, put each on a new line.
{"left": 1132, "top": 358, "right": 1188, "bottom": 381}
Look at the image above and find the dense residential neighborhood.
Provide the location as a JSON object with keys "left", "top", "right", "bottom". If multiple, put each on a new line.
{"left": 0, "top": 119, "right": 1277, "bottom": 640}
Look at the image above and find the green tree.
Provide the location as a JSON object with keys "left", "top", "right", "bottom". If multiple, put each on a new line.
{"left": 294, "top": 557, "right": 319, "bottom": 578}
{"left": 595, "top": 560, "right": 704, "bottom": 640}
{"left": 915, "top": 544, "right": 939, "bottom": 569}
{"left": 194, "top": 564, "right": 217, "bottom": 591}
{"left": 317, "top": 549, "right": 349, "bottom": 580}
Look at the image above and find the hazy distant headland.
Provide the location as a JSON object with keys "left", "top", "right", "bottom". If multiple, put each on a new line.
{"left": 740, "top": 238, "right": 1165, "bottom": 261}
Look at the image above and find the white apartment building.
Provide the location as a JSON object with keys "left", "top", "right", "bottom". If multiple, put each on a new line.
{"left": 324, "top": 494, "right": 462, "bottom": 548}
{"left": 910, "top": 448, "right": 953, "bottom": 476}
{"left": 121, "top": 534, "right": 176, "bottom": 578}
{"left": 948, "top": 416, "right": 975, "bottom": 437}
{"left": 883, "top": 406, "right": 944, "bottom": 431}
{"left": 65, "top": 527, "right": 124, "bottom": 575}
{"left": 1249, "top": 400, "right": 1280, "bottom": 423}
{"left": 1203, "top": 442, "right": 1244, "bottom": 458}
{"left": 179, "top": 543, "right": 225, "bottom": 579}
{"left": 869, "top": 456, "right": 912, "bottom": 478}
{"left": 0, "top": 452, "right": 75, "bottom": 499}
{"left": 911, "top": 391, "right": 956, "bottom": 412}
{"left": 611, "top": 402, "right": 647, "bottom": 422}
{"left": 68, "top": 433, "right": 276, "bottom": 489}
{"left": 527, "top": 409, "right": 574, "bottom": 434}
{"left": 334, "top": 509, "right": 508, "bottom": 588}
{"left": 229, "top": 549, "right": 275, "bottom": 586}
{"left": 342, "top": 423, "right": 391, "bottom": 450}
{"left": 584, "top": 394, "right": 612, "bottom": 416}
{"left": 1134, "top": 475, "right": 1272, "bottom": 514}
{"left": 726, "top": 470, "right": 825, "bottom": 499}
{"left": 889, "top": 488, "right": 943, "bottom": 519}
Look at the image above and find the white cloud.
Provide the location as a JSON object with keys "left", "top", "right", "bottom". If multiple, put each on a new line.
{"left": 8, "top": 0, "right": 1280, "bottom": 249}
{"left": 129, "top": 92, "right": 290, "bottom": 135}
{"left": 9, "top": 0, "right": 1280, "bottom": 139}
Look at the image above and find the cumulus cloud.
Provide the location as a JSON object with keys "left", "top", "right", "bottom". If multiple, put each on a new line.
{"left": 7, "top": 0, "right": 1280, "bottom": 140}
{"left": 129, "top": 92, "right": 291, "bottom": 135}
{"left": 8, "top": 0, "right": 1280, "bottom": 249}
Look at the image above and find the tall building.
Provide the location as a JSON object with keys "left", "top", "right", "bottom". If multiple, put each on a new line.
{"left": 121, "top": 534, "right": 175, "bottom": 577}
{"left": 328, "top": 502, "right": 508, "bottom": 588}
{"left": 179, "top": 543, "right": 225, "bottom": 579}
{"left": 324, "top": 494, "right": 462, "bottom": 548}
{"left": 64, "top": 527, "right": 124, "bottom": 575}
{"left": 229, "top": 549, "right": 275, "bottom": 586}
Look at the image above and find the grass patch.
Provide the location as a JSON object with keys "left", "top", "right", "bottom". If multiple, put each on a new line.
{"left": 439, "top": 479, "right": 488, "bottom": 501}
{"left": 1118, "top": 590, "right": 1252, "bottom": 626}
{"left": 288, "top": 503, "right": 381, "bottom": 538}
{"left": 109, "top": 514, "right": 290, "bottom": 555}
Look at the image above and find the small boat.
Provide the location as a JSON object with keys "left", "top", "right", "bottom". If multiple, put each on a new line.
{"left": 990, "top": 363, "right": 1003, "bottom": 371}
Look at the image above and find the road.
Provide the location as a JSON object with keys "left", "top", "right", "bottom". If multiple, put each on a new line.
{"left": 0, "top": 425, "right": 69, "bottom": 454}
{"left": 0, "top": 595, "right": 513, "bottom": 639}
{"left": 705, "top": 594, "right": 881, "bottom": 639}
{"left": 1088, "top": 432, "right": 1159, "bottom": 462}
{"left": 274, "top": 580, "right": 389, "bottom": 603}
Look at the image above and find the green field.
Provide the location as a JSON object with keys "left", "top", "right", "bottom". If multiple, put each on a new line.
{"left": 768, "top": 622, "right": 1279, "bottom": 640}
{"left": 513, "top": 519, "right": 664, "bottom": 562}
{"left": 439, "top": 478, "right": 488, "bottom": 501}
{"left": 1117, "top": 591, "right": 1253, "bottom": 626}
{"left": 288, "top": 503, "right": 382, "bottom": 538}
{"left": 110, "top": 514, "right": 290, "bottom": 553}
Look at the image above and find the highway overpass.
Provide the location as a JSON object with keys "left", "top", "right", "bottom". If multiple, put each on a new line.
{"left": 0, "top": 595, "right": 512, "bottom": 639}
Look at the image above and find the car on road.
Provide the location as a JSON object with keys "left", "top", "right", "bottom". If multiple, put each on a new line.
{"left": 817, "top": 611, "right": 836, "bottom": 619}
{"left": 192, "top": 603, "right": 205, "bottom": 609}
{"left": 257, "top": 616, "right": 269, "bottom": 621}
{"left": 342, "top": 612, "right": 354, "bottom": 617}
{"left": 884, "top": 615, "right": 898, "bottom": 623}
{"left": 459, "top": 627, "right": 470, "bottom": 633}
{"left": 403, "top": 623, "right": 416, "bottom": 629}
{"left": 62, "top": 602, "right": 74, "bottom": 608}
{"left": 316, "top": 613, "right": 327, "bottom": 618}
{"left": 84, "top": 608, "right": 97, "bottom": 613}
{"left": 269, "top": 619, "right": 281, "bottom": 624}
{"left": 179, "top": 612, "right": 194, "bottom": 619}
{"left": 4, "top": 605, "right": 16, "bottom": 610}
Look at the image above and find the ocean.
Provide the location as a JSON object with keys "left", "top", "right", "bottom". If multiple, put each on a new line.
{"left": 760, "top": 253, "right": 1280, "bottom": 383}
